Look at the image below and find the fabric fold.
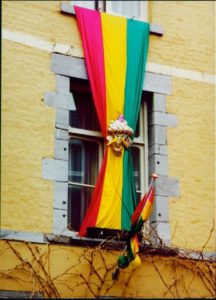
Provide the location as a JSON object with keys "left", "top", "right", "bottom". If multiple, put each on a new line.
{"left": 74, "top": 6, "right": 150, "bottom": 236}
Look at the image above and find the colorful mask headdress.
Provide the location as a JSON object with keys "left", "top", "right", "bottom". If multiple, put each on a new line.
{"left": 107, "top": 114, "right": 133, "bottom": 156}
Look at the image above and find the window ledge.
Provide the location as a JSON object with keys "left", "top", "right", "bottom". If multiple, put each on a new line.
{"left": 45, "top": 234, "right": 216, "bottom": 262}
{"left": 46, "top": 233, "right": 179, "bottom": 256}
{"left": 1, "top": 229, "right": 215, "bottom": 262}
{"left": 60, "top": 2, "right": 164, "bottom": 36}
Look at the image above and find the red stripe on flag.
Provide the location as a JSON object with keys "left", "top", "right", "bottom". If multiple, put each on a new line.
{"left": 74, "top": 6, "right": 107, "bottom": 136}
{"left": 79, "top": 150, "right": 108, "bottom": 236}
{"left": 131, "top": 186, "right": 155, "bottom": 225}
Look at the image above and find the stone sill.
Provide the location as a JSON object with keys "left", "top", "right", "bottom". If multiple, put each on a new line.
{"left": 1, "top": 229, "right": 215, "bottom": 262}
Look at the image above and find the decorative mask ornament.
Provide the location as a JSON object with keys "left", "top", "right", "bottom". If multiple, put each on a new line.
{"left": 107, "top": 114, "right": 133, "bottom": 156}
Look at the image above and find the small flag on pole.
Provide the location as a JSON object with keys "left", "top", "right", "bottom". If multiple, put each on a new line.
{"left": 113, "top": 174, "right": 158, "bottom": 278}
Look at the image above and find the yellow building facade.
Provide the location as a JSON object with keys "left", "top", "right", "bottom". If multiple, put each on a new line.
{"left": 1, "top": 1, "right": 215, "bottom": 298}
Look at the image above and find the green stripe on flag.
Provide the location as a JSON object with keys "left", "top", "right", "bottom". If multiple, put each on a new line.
{"left": 121, "top": 19, "right": 149, "bottom": 230}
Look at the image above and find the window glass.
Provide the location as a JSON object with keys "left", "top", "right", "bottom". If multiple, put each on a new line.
{"left": 134, "top": 114, "right": 140, "bottom": 137}
{"left": 131, "top": 147, "right": 141, "bottom": 192}
{"left": 68, "top": 185, "right": 94, "bottom": 231}
{"left": 68, "top": 139, "right": 99, "bottom": 231}
{"left": 71, "top": 1, "right": 95, "bottom": 9}
{"left": 69, "top": 79, "right": 100, "bottom": 131}
{"left": 110, "top": 1, "right": 140, "bottom": 18}
{"left": 69, "top": 139, "right": 99, "bottom": 185}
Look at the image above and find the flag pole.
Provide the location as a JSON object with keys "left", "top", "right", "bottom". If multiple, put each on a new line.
{"left": 112, "top": 173, "right": 158, "bottom": 280}
{"left": 147, "top": 173, "right": 158, "bottom": 195}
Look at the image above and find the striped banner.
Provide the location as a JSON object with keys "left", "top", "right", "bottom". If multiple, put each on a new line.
{"left": 75, "top": 6, "right": 149, "bottom": 236}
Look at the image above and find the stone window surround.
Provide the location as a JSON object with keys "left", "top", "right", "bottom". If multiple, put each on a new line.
{"left": 42, "top": 53, "right": 179, "bottom": 243}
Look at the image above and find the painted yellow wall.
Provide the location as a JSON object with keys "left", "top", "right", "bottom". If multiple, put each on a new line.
{"left": 2, "top": 40, "right": 55, "bottom": 233}
{"left": 167, "top": 79, "right": 215, "bottom": 251}
{"left": 1, "top": 0, "right": 215, "bottom": 265}
{"left": 148, "top": 1, "right": 215, "bottom": 74}
{"left": 2, "top": 0, "right": 84, "bottom": 58}
{"left": 0, "top": 240, "right": 214, "bottom": 298}
{"left": 3, "top": 1, "right": 214, "bottom": 73}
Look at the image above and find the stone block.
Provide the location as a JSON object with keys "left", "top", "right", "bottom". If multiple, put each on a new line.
{"left": 54, "top": 181, "right": 68, "bottom": 210}
{"left": 152, "top": 93, "right": 166, "bottom": 112}
{"left": 151, "top": 196, "right": 169, "bottom": 222}
{"left": 54, "top": 139, "right": 68, "bottom": 161}
{"left": 44, "top": 91, "right": 75, "bottom": 110}
{"left": 53, "top": 208, "right": 68, "bottom": 235}
{"left": 149, "top": 154, "right": 168, "bottom": 175}
{"left": 51, "top": 53, "right": 88, "bottom": 79}
{"left": 149, "top": 111, "right": 178, "bottom": 127}
{"left": 55, "top": 128, "right": 69, "bottom": 140}
{"left": 156, "top": 222, "right": 171, "bottom": 243}
{"left": 149, "top": 144, "right": 168, "bottom": 156}
{"left": 42, "top": 158, "right": 68, "bottom": 181}
{"left": 56, "top": 108, "right": 69, "bottom": 130}
{"left": 148, "top": 125, "right": 167, "bottom": 146}
{"left": 155, "top": 175, "right": 180, "bottom": 197}
{"left": 56, "top": 75, "right": 70, "bottom": 93}
{"left": 144, "top": 72, "right": 172, "bottom": 95}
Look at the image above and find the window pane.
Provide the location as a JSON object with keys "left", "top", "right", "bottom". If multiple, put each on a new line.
{"left": 68, "top": 138, "right": 100, "bottom": 231}
{"left": 70, "top": 78, "right": 100, "bottom": 131}
{"left": 134, "top": 114, "right": 140, "bottom": 137}
{"left": 68, "top": 185, "right": 94, "bottom": 231}
{"left": 71, "top": 1, "right": 95, "bottom": 9}
{"left": 111, "top": 1, "right": 140, "bottom": 18}
{"left": 131, "top": 147, "right": 140, "bottom": 191}
{"left": 68, "top": 139, "right": 99, "bottom": 185}
{"left": 136, "top": 191, "right": 142, "bottom": 202}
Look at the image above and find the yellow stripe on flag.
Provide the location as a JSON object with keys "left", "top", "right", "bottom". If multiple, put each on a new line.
{"left": 141, "top": 200, "right": 153, "bottom": 222}
{"left": 96, "top": 13, "right": 127, "bottom": 229}
{"left": 101, "top": 12, "right": 126, "bottom": 123}
{"left": 96, "top": 148, "right": 124, "bottom": 228}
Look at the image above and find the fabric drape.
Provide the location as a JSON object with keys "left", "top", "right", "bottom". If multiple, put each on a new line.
{"left": 122, "top": 19, "right": 149, "bottom": 230}
{"left": 75, "top": 7, "right": 106, "bottom": 136}
{"left": 74, "top": 6, "right": 149, "bottom": 237}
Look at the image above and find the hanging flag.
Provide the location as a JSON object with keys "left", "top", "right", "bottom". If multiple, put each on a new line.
{"left": 115, "top": 174, "right": 158, "bottom": 274}
{"left": 131, "top": 177, "right": 156, "bottom": 234}
{"left": 74, "top": 6, "right": 150, "bottom": 237}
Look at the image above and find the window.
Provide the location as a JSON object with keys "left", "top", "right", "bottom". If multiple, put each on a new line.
{"left": 71, "top": 0, "right": 105, "bottom": 11}
{"left": 106, "top": 1, "right": 148, "bottom": 20}
{"left": 71, "top": 0, "right": 148, "bottom": 21}
{"left": 68, "top": 78, "right": 103, "bottom": 232}
{"left": 49, "top": 53, "right": 174, "bottom": 242}
{"left": 68, "top": 77, "right": 149, "bottom": 233}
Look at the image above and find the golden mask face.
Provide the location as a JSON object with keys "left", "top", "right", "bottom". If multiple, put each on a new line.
{"left": 107, "top": 115, "right": 133, "bottom": 156}
{"left": 111, "top": 136, "right": 124, "bottom": 156}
